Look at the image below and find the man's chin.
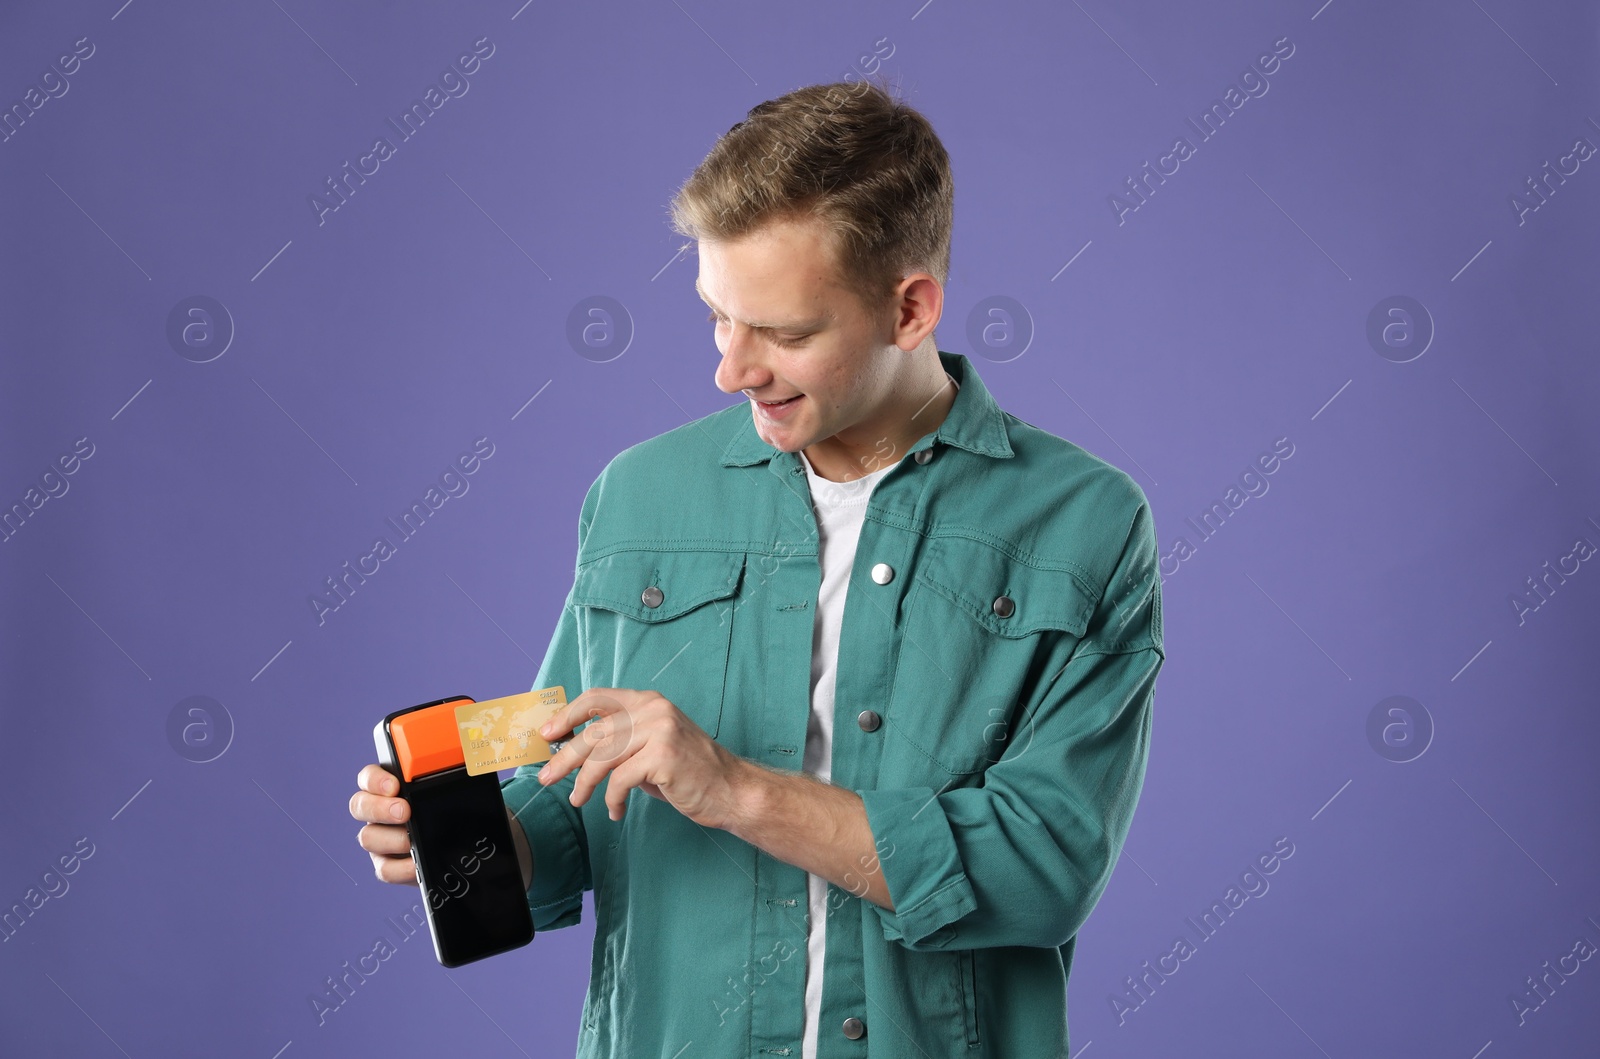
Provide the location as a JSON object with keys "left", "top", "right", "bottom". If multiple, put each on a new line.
{"left": 750, "top": 410, "right": 807, "bottom": 450}
{"left": 754, "top": 423, "right": 803, "bottom": 452}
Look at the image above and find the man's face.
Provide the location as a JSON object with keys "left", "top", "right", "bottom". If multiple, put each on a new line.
{"left": 699, "top": 215, "right": 904, "bottom": 457}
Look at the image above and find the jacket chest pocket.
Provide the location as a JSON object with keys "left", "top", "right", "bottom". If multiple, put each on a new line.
{"left": 571, "top": 549, "right": 745, "bottom": 740}
{"left": 883, "top": 535, "right": 1096, "bottom": 776}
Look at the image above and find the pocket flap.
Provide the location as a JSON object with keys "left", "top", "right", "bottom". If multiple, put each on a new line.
{"left": 573, "top": 549, "right": 744, "bottom": 622}
{"left": 914, "top": 536, "right": 1096, "bottom": 638}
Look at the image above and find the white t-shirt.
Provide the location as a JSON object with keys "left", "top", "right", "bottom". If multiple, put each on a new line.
{"left": 797, "top": 446, "right": 896, "bottom": 1059}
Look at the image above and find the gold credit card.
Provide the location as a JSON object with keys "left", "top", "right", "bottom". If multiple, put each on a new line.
{"left": 454, "top": 686, "right": 569, "bottom": 776}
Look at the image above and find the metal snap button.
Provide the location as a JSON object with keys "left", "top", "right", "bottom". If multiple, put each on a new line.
{"left": 641, "top": 586, "right": 664, "bottom": 608}
{"left": 870, "top": 563, "right": 894, "bottom": 585}
{"left": 857, "top": 710, "right": 881, "bottom": 732}
{"left": 992, "top": 594, "right": 1015, "bottom": 618}
{"left": 841, "top": 1016, "right": 866, "bottom": 1040}
{"left": 913, "top": 448, "right": 932, "bottom": 465}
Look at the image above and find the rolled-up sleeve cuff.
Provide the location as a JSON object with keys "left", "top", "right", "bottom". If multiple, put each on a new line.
{"left": 856, "top": 785, "right": 978, "bottom": 949}
{"left": 501, "top": 769, "right": 586, "bottom": 931}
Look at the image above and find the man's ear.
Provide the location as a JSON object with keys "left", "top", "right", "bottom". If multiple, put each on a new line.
{"left": 892, "top": 273, "right": 943, "bottom": 350}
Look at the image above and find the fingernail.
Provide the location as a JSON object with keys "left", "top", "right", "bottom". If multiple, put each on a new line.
{"left": 537, "top": 765, "right": 549, "bottom": 782}
{"left": 390, "top": 803, "right": 404, "bottom": 820}
{"left": 540, "top": 722, "right": 554, "bottom": 736}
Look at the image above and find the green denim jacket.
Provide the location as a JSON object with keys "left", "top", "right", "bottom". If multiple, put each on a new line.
{"left": 500, "top": 350, "right": 1165, "bottom": 1058}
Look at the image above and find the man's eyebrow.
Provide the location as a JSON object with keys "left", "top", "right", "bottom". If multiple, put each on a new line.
{"left": 694, "top": 278, "right": 829, "bottom": 331}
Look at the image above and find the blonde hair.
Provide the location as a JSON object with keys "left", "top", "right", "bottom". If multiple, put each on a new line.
{"left": 668, "top": 77, "right": 953, "bottom": 312}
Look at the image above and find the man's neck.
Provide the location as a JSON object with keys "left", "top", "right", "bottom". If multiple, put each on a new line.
{"left": 802, "top": 360, "right": 958, "bottom": 483}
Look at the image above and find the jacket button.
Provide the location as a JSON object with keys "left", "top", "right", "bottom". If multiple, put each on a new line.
{"left": 641, "top": 586, "right": 664, "bottom": 608}
{"left": 841, "top": 1016, "right": 866, "bottom": 1040}
{"left": 913, "top": 448, "right": 933, "bottom": 465}
{"left": 992, "top": 594, "right": 1015, "bottom": 618}
{"left": 857, "top": 710, "right": 881, "bottom": 732}
{"left": 870, "top": 563, "right": 895, "bottom": 585}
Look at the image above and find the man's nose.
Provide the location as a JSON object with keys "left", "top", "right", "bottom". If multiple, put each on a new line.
{"left": 714, "top": 326, "right": 770, "bottom": 395}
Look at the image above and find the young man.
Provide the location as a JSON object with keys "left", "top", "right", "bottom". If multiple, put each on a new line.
{"left": 352, "top": 78, "right": 1164, "bottom": 1058}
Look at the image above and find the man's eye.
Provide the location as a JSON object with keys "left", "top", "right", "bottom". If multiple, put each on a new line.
{"left": 707, "top": 309, "right": 807, "bottom": 348}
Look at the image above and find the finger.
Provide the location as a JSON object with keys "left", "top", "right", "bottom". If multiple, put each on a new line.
{"left": 542, "top": 713, "right": 606, "bottom": 790}
{"left": 369, "top": 849, "right": 418, "bottom": 886}
{"left": 568, "top": 731, "right": 633, "bottom": 810}
{"left": 580, "top": 697, "right": 638, "bottom": 766}
{"left": 358, "top": 763, "right": 398, "bottom": 797}
{"left": 349, "top": 788, "right": 409, "bottom": 824}
{"left": 349, "top": 789, "right": 408, "bottom": 824}
{"left": 357, "top": 821, "right": 411, "bottom": 857}
{"left": 603, "top": 755, "right": 649, "bottom": 821}
{"left": 540, "top": 694, "right": 624, "bottom": 785}
{"left": 542, "top": 687, "right": 615, "bottom": 741}
{"left": 540, "top": 688, "right": 595, "bottom": 741}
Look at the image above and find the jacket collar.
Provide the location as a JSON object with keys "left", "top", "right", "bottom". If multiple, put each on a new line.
{"left": 719, "top": 350, "right": 1014, "bottom": 467}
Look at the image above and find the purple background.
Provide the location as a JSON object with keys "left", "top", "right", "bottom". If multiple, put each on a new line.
{"left": 3, "top": 1, "right": 1597, "bottom": 1056}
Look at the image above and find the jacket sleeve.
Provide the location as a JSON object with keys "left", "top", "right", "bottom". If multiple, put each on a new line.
{"left": 856, "top": 500, "right": 1165, "bottom": 952}
{"left": 498, "top": 473, "right": 603, "bottom": 932}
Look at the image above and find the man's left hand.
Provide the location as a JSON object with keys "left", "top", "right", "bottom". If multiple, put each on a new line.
{"left": 535, "top": 687, "right": 745, "bottom": 830}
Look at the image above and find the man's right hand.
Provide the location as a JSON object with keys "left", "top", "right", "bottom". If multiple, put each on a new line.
{"left": 351, "top": 763, "right": 417, "bottom": 885}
